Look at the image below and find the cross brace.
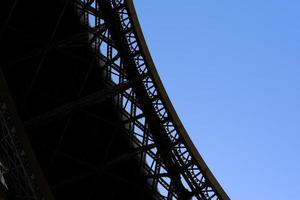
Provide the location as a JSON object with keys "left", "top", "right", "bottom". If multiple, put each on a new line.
{"left": 25, "top": 81, "right": 132, "bottom": 129}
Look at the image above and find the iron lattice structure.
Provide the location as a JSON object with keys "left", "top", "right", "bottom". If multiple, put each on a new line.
{"left": 75, "top": 1, "right": 229, "bottom": 200}
{"left": 0, "top": 0, "right": 230, "bottom": 200}
{"left": 0, "top": 97, "right": 39, "bottom": 199}
{"left": 0, "top": 72, "right": 55, "bottom": 200}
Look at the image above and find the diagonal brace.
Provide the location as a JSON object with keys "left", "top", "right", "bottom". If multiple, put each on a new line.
{"left": 25, "top": 81, "right": 132, "bottom": 129}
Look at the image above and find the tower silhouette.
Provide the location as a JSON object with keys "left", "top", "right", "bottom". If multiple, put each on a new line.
{"left": 0, "top": 0, "right": 230, "bottom": 199}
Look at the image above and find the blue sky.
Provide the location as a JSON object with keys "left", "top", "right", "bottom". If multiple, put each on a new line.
{"left": 134, "top": 1, "right": 300, "bottom": 199}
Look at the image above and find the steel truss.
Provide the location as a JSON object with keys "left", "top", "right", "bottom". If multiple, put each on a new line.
{"left": 0, "top": 98, "right": 39, "bottom": 199}
{"left": 0, "top": 0, "right": 229, "bottom": 199}
{"left": 0, "top": 71, "right": 55, "bottom": 200}
{"left": 75, "top": 1, "right": 229, "bottom": 200}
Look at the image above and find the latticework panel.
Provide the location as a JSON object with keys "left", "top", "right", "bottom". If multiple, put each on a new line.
{"left": 75, "top": 1, "right": 230, "bottom": 200}
{"left": 0, "top": 69, "right": 55, "bottom": 200}
{"left": 0, "top": 97, "right": 45, "bottom": 200}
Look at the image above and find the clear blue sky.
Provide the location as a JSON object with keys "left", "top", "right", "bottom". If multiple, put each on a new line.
{"left": 134, "top": 1, "right": 300, "bottom": 199}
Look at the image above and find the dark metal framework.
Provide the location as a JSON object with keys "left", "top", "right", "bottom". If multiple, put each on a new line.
{"left": 0, "top": 0, "right": 230, "bottom": 199}
{"left": 0, "top": 71, "right": 55, "bottom": 200}
{"left": 75, "top": 1, "right": 229, "bottom": 200}
{"left": 0, "top": 99, "right": 41, "bottom": 199}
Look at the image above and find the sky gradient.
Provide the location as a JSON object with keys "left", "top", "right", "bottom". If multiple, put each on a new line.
{"left": 134, "top": 1, "right": 300, "bottom": 199}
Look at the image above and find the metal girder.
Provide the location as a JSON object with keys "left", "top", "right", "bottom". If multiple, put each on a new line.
{"left": 25, "top": 80, "right": 133, "bottom": 129}
{"left": 0, "top": 70, "right": 55, "bottom": 200}
{"left": 0, "top": 0, "right": 230, "bottom": 199}
{"left": 98, "top": 1, "right": 192, "bottom": 199}
{"left": 75, "top": 1, "right": 230, "bottom": 200}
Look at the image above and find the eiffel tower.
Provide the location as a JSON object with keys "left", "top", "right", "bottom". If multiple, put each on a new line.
{"left": 0, "top": 0, "right": 230, "bottom": 200}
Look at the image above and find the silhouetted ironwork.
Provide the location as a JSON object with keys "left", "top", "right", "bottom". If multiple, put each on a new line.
{"left": 0, "top": 71, "right": 55, "bottom": 200}
{"left": 0, "top": 0, "right": 230, "bottom": 200}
